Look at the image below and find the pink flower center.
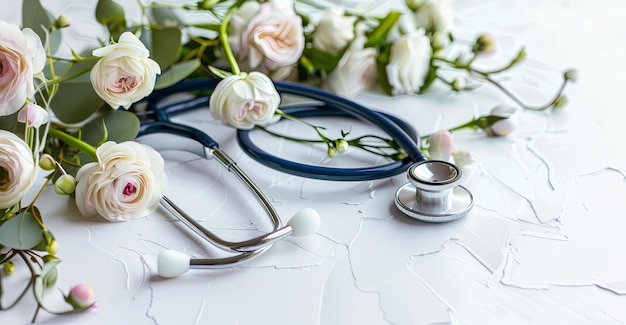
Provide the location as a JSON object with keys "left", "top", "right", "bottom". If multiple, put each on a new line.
{"left": 123, "top": 182, "right": 136, "bottom": 196}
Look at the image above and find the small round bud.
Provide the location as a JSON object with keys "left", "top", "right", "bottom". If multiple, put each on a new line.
{"left": 451, "top": 78, "right": 465, "bottom": 92}
{"left": 405, "top": 0, "right": 426, "bottom": 11}
{"left": 3, "top": 261, "right": 16, "bottom": 275}
{"left": 472, "top": 34, "right": 495, "bottom": 55}
{"left": 197, "top": 0, "right": 219, "bottom": 10}
{"left": 54, "top": 174, "right": 76, "bottom": 195}
{"left": 39, "top": 154, "right": 56, "bottom": 170}
{"left": 66, "top": 284, "right": 96, "bottom": 309}
{"left": 47, "top": 239, "right": 59, "bottom": 255}
{"left": 54, "top": 15, "right": 71, "bottom": 28}
{"left": 327, "top": 147, "right": 338, "bottom": 158}
{"left": 563, "top": 69, "right": 578, "bottom": 83}
{"left": 335, "top": 139, "right": 349, "bottom": 153}
{"left": 553, "top": 95, "right": 568, "bottom": 109}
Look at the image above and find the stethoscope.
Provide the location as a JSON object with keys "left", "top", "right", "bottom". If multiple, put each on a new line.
{"left": 136, "top": 78, "right": 474, "bottom": 277}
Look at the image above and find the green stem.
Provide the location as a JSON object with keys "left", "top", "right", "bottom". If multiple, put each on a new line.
{"left": 419, "top": 119, "right": 478, "bottom": 141}
{"left": 220, "top": 0, "right": 246, "bottom": 75}
{"left": 48, "top": 128, "right": 98, "bottom": 161}
{"left": 45, "top": 66, "right": 93, "bottom": 87}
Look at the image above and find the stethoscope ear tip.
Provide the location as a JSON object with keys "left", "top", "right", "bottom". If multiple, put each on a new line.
{"left": 287, "top": 208, "right": 321, "bottom": 237}
{"left": 157, "top": 250, "right": 190, "bottom": 278}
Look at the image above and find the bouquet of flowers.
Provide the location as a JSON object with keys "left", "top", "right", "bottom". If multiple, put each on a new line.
{"left": 0, "top": 0, "right": 573, "bottom": 321}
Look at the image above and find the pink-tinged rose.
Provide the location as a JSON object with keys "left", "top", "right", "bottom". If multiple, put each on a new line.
{"left": 386, "top": 30, "right": 432, "bottom": 95}
{"left": 75, "top": 141, "right": 167, "bottom": 221}
{"left": 324, "top": 24, "right": 377, "bottom": 97}
{"left": 229, "top": 0, "right": 304, "bottom": 79}
{"left": 17, "top": 103, "right": 49, "bottom": 127}
{"left": 209, "top": 71, "right": 280, "bottom": 130}
{"left": 67, "top": 284, "right": 96, "bottom": 309}
{"left": 0, "top": 130, "right": 37, "bottom": 209}
{"left": 0, "top": 20, "right": 46, "bottom": 116}
{"left": 312, "top": 7, "right": 357, "bottom": 56}
{"left": 90, "top": 32, "right": 161, "bottom": 109}
{"left": 428, "top": 129, "right": 454, "bottom": 161}
{"left": 486, "top": 106, "right": 520, "bottom": 136}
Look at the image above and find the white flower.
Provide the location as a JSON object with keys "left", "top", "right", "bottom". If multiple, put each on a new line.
{"left": 17, "top": 103, "right": 49, "bottom": 127}
{"left": 324, "top": 25, "right": 377, "bottom": 97}
{"left": 452, "top": 149, "right": 476, "bottom": 169}
{"left": 413, "top": 0, "right": 454, "bottom": 48}
{"left": 74, "top": 141, "right": 167, "bottom": 221}
{"left": 385, "top": 30, "right": 432, "bottom": 95}
{"left": 486, "top": 106, "right": 520, "bottom": 136}
{"left": 428, "top": 129, "right": 454, "bottom": 161}
{"left": 0, "top": 20, "right": 46, "bottom": 116}
{"left": 0, "top": 130, "right": 37, "bottom": 209}
{"left": 209, "top": 71, "right": 280, "bottom": 130}
{"left": 229, "top": 0, "right": 304, "bottom": 79}
{"left": 312, "top": 7, "right": 357, "bottom": 55}
{"left": 90, "top": 32, "right": 161, "bottom": 109}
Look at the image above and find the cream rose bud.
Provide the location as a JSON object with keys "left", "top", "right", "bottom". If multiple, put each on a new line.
{"left": 312, "top": 7, "right": 357, "bottom": 55}
{"left": 324, "top": 24, "right": 377, "bottom": 97}
{"left": 0, "top": 130, "right": 37, "bottom": 209}
{"left": 209, "top": 72, "right": 280, "bottom": 130}
{"left": 90, "top": 32, "right": 161, "bottom": 109}
{"left": 428, "top": 129, "right": 454, "bottom": 161}
{"left": 386, "top": 30, "right": 432, "bottom": 95}
{"left": 0, "top": 20, "right": 46, "bottom": 116}
{"left": 74, "top": 141, "right": 167, "bottom": 221}
{"left": 486, "top": 106, "right": 520, "bottom": 136}
{"left": 229, "top": 0, "right": 304, "bottom": 79}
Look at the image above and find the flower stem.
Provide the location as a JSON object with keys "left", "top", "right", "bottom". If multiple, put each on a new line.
{"left": 219, "top": 0, "right": 246, "bottom": 75}
{"left": 48, "top": 128, "right": 98, "bottom": 161}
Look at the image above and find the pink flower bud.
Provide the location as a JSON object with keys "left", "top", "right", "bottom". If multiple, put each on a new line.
{"left": 67, "top": 284, "right": 96, "bottom": 309}
{"left": 17, "top": 103, "right": 49, "bottom": 128}
{"left": 428, "top": 130, "right": 454, "bottom": 161}
{"left": 487, "top": 106, "right": 520, "bottom": 136}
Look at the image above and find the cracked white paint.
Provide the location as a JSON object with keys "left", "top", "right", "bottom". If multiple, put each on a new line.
{"left": 4, "top": 0, "right": 626, "bottom": 324}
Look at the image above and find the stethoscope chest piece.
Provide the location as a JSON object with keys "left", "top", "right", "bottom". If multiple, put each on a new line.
{"left": 395, "top": 160, "right": 473, "bottom": 223}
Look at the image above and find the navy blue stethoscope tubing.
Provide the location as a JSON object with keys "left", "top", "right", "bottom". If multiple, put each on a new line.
{"left": 137, "top": 78, "right": 426, "bottom": 181}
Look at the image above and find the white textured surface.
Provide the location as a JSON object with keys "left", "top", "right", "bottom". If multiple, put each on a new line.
{"left": 3, "top": 0, "right": 626, "bottom": 324}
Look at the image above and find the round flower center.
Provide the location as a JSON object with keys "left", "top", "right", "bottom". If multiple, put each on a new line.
{"left": 123, "top": 182, "right": 136, "bottom": 196}
{"left": 111, "top": 75, "right": 139, "bottom": 92}
{"left": 0, "top": 166, "right": 9, "bottom": 188}
{"left": 0, "top": 59, "right": 4, "bottom": 75}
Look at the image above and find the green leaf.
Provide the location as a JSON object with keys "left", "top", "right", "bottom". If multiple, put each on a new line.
{"left": 80, "top": 110, "right": 140, "bottom": 146}
{"left": 0, "top": 208, "right": 44, "bottom": 250}
{"left": 50, "top": 82, "right": 104, "bottom": 124}
{"left": 302, "top": 47, "right": 343, "bottom": 72}
{"left": 34, "top": 259, "right": 62, "bottom": 303}
{"left": 365, "top": 11, "right": 402, "bottom": 48}
{"left": 418, "top": 65, "right": 438, "bottom": 94}
{"left": 22, "top": 0, "right": 50, "bottom": 42}
{"left": 376, "top": 44, "right": 393, "bottom": 96}
{"left": 151, "top": 27, "right": 182, "bottom": 70}
{"left": 95, "top": 0, "right": 126, "bottom": 38}
{"left": 151, "top": 7, "right": 183, "bottom": 27}
{"left": 155, "top": 59, "right": 201, "bottom": 89}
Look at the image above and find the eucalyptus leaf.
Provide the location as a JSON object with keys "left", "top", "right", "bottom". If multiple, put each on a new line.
{"left": 34, "top": 259, "right": 62, "bottom": 303}
{"left": 80, "top": 109, "right": 140, "bottom": 146}
{"left": 50, "top": 82, "right": 104, "bottom": 124}
{"left": 22, "top": 0, "right": 50, "bottom": 43}
{"left": 95, "top": 0, "right": 126, "bottom": 38}
{"left": 0, "top": 208, "right": 44, "bottom": 250}
{"left": 155, "top": 59, "right": 201, "bottom": 89}
{"left": 151, "top": 7, "right": 183, "bottom": 27}
{"left": 151, "top": 27, "right": 182, "bottom": 70}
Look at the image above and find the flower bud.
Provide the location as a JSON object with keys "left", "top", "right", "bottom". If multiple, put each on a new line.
{"left": 452, "top": 150, "right": 476, "bottom": 169}
{"left": 428, "top": 130, "right": 454, "bottom": 161}
{"left": 483, "top": 106, "right": 520, "bottom": 136}
{"left": 327, "top": 147, "right": 338, "bottom": 158}
{"left": 17, "top": 103, "right": 49, "bottom": 128}
{"left": 563, "top": 69, "right": 578, "bottom": 82}
{"left": 47, "top": 239, "right": 59, "bottom": 255}
{"left": 39, "top": 154, "right": 56, "bottom": 170}
{"left": 553, "top": 95, "right": 568, "bottom": 109}
{"left": 54, "top": 15, "right": 71, "bottom": 29}
{"left": 66, "top": 284, "right": 96, "bottom": 309}
{"left": 472, "top": 34, "right": 495, "bottom": 55}
{"left": 335, "top": 139, "right": 349, "bottom": 153}
{"left": 54, "top": 174, "right": 76, "bottom": 195}
{"left": 3, "top": 261, "right": 16, "bottom": 275}
{"left": 43, "top": 254, "right": 58, "bottom": 263}
{"left": 197, "top": 0, "right": 219, "bottom": 10}
{"left": 451, "top": 78, "right": 465, "bottom": 92}
{"left": 406, "top": 0, "right": 426, "bottom": 11}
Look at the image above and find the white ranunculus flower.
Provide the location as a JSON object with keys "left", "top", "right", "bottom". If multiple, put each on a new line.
{"left": 209, "top": 71, "right": 280, "bottom": 130}
{"left": 90, "top": 32, "right": 161, "bottom": 109}
{"left": 413, "top": 0, "right": 454, "bottom": 48}
{"left": 0, "top": 20, "right": 46, "bottom": 116}
{"left": 385, "top": 30, "right": 432, "bottom": 95}
{"left": 312, "top": 7, "right": 357, "bottom": 56}
{"left": 74, "top": 141, "right": 167, "bottom": 221}
{"left": 229, "top": 0, "right": 304, "bottom": 79}
{"left": 324, "top": 25, "right": 377, "bottom": 97}
{"left": 0, "top": 130, "right": 37, "bottom": 209}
